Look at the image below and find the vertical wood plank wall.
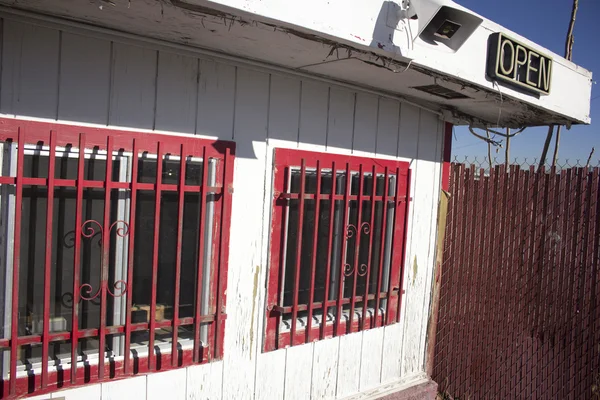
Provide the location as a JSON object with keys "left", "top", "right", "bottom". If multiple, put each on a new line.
{"left": 0, "top": 16, "right": 443, "bottom": 400}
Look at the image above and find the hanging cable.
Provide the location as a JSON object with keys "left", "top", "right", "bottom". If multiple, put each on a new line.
{"left": 468, "top": 127, "right": 503, "bottom": 147}
{"left": 485, "top": 126, "right": 527, "bottom": 138}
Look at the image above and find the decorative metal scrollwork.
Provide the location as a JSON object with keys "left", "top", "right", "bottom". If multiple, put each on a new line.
{"left": 62, "top": 220, "right": 130, "bottom": 305}
{"left": 79, "top": 279, "right": 128, "bottom": 301}
{"left": 344, "top": 222, "right": 371, "bottom": 276}
{"left": 357, "top": 264, "right": 368, "bottom": 277}
{"left": 109, "top": 220, "right": 130, "bottom": 238}
{"left": 81, "top": 219, "right": 104, "bottom": 240}
{"left": 80, "top": 220, "right": 129, "bottom": 300}
{"left": 344, "top": 263, "right": 370, "bottom": 277}
{"left": 344, "top": 263, "right": 353, "bottom": 276}
{"left": 346, "top": 222, "right": 370, "bottom": 239}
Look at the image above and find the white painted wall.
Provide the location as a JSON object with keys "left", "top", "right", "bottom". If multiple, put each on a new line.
{"left": 0, "top": 15, "right": 443, "bottom": 400}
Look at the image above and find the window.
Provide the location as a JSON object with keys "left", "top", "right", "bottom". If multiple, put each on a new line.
{"left": 265, "top": 149, "right": 411, "bottom": 350}
{"left": 0, "top": 119, "right": 234, "bottom": 397}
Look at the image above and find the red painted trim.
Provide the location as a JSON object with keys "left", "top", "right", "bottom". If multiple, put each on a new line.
{"left": 9, "top": 129, "right": 25, "bottom": 396}
{"left": 373, "top": 167, "right": 390, "bottom": 328}
{"left": 280, "top": 311, "right": 387, "bottom": 346}
{"left": 193, "top": 146, "right": 208, "bottom": 362}
{"left": 71, "top": 133, "right": 86, "bottom": 384}
{"left": 2, "top": 346, "right": 211, "bottom": 399}
{"left": 124, "top": 138, "right": 139, "bottom": 375}
{"left": 396, "top": 168, "right": 412, "bottom": 324}
{"left": 290, "top": 160, "right": 307, "bottom": 346}
{"left": 41, "top": 131, "right": 57, "bottom": 389}
{"left": 361, "top": 165, "right": 377, "bottom": 331}
{"left": 148, "top": 141, "right": 163, "bottom": 371}
{"left": 214, "top": 146, "right": 234, "bottom": 359}
{"left": 171, "top": 143, "right": 186, "bottom": 366}
{"left": 98, "top": 135, "right": 114, "bottom": 380}
{"left": 0, "top": 178, "right": 218, "bottom": 192}
{"left": 306, "top": 161, "right": 321, "bottom": 342}
{"left": 264, "top": 153, "right": 286, "bottom": 352}
{"left": 348, "top": 164, "right": 365, "bottom": 329}
{"left": 0, "top": 318, "right": 221, "bottom": 351}
{"left": 386, "top": 167, "right": 407, "bottom": 325}
{"left": 265, "top": 148, "right": 411, "bottom": 351}
{"left": 0, "top": 117, "right": 235, "bottom": 398}
{"left": 320, "top": 161, "right": 336, "bottom": 341}
{"left": 442, "top": 122, "right": 453, "bottom": 192}
{"left": 0, "top": 118, "right": 235, "bottom": 156}
{"left": 335, "top": 163, "right": 351, "bottom": 337}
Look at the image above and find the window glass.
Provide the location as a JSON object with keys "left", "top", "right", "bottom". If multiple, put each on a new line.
{"left": 282, "top": 169, "right": 396, "bottom": 321}
{"left": 265, "top": 149, "right": 410, "bottom": 351}
{"left": 0, "top": 144, "right": 217, "bottom": 372}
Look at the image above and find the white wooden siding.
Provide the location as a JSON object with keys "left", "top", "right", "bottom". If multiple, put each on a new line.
{"left": 401, "top": 110, "right": 441, "bottom": 377}
{"left": 102, "top": 375, "right": 147, "bottom": 400}
{"left": 257, "top": 73, "right": 301, "bottom": 400}
{"left": 284, "top": 344, "right": 314, "bottom": 400}
{"left": 225, "top": 66, "right": 270, "bottom": 400}
{"left": 311, "top": 338, "right": 340, "bottom": 399}
{"left": 147, "top": 369, "right": 188, "bottom": 400}
{"left": 359, "top": 328, "right": 385, "bottom": 391}
{"left": 109, "top": 43, "right": 157, "bottom": 130}
{"left": 59, "top": 32, "right": 112, "bottom": 125}
{"left": 351, "top": 93, "right": 378, "bottom": 156}
{"left": 51, "top": 384, "right": 102, "bottom": 400}
{"left": 186, "top": 361, "right": 224, "bottom": 400}
{"left": 0, "top": 15, "right": 443, "bottom": 400}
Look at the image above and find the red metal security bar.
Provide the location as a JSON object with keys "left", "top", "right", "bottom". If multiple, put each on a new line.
{"left": 264, "top": 149, "right": 411, "bottom": 351}
{"left": 0, "top": 118, "right": 234, "bottom": 398}
{"left": 433, "top": 162, "right": 600, "bottom": 399}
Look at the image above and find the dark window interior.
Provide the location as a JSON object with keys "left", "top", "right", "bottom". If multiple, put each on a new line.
{"left": 282, "top": 169, "right": 395, "bottom": 321}
{"left": 4, "top": 150, "right": 209, "bottom": 365}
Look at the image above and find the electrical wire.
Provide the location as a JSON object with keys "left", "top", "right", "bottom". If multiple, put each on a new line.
{"left": 485, "top": 126, "right": 526, "bottom": 138}
{"left": 468, "top": 127, "right": 503, "bottom": 147}
{"left": 390, "top": 59, "right": 413, "bottom": 74}
{"left": 466, "top": 79, "right": 526, "bottom": 146}
{"left": 493, "top": 80, "right": 503, "bottom": 128}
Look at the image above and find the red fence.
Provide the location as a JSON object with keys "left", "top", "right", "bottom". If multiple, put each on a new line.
{"left": 433, "top": 163, "right": 600, "bottom": 399}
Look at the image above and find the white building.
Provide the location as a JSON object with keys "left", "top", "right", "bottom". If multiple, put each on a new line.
{"left": 0, "top": 0, "right": 592, "bottom": 399}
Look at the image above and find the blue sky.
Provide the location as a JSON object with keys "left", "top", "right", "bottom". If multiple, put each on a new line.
{"left": 452, "top": 0, "right": 599, "bottom": 164}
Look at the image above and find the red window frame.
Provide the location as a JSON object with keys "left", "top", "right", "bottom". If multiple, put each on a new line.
{"left": 264, "top": 148, "right": 411, "bottom": 351}
{"left": 0, "top": 118, "right": 234, "bottom": 398}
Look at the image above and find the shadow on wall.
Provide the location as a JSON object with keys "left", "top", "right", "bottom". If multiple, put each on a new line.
{"left": 0, "top": 15, "right": 440, "bottom": 163}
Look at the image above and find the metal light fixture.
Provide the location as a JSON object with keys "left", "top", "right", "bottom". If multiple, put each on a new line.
{"left": 434, "top": 19, "right": 461, "bottom": 39}
{"left": 402, "top": 0, "right": 483, "bottom": 52}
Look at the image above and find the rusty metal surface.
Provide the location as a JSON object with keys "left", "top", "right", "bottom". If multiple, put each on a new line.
{"left": 433, "top": 163, "right": 600, "bottom": 399}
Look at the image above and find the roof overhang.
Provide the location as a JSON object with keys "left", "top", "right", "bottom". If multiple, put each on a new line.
{"left": 0, "top": 0, "right": 593, "bottom": 128}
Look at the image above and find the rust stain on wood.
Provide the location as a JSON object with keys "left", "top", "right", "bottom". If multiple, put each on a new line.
{"left": 412, "top": 256, "right": 418, "bottom": 286}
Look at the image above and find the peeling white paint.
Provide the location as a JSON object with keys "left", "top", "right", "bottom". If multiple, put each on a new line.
{"left": 0, "top": 17, "right": 443, "bottom": 399}
{"left": 0, "top": 1, "right": 591, "bottom": 127}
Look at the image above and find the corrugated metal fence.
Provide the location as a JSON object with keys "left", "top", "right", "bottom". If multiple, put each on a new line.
{"left": 433, "top": 163, "right": 600, "bottom": 399}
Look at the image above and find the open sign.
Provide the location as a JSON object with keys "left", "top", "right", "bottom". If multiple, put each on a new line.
{"left": 487, "top": 33, "right": 552, "bottom": 95}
